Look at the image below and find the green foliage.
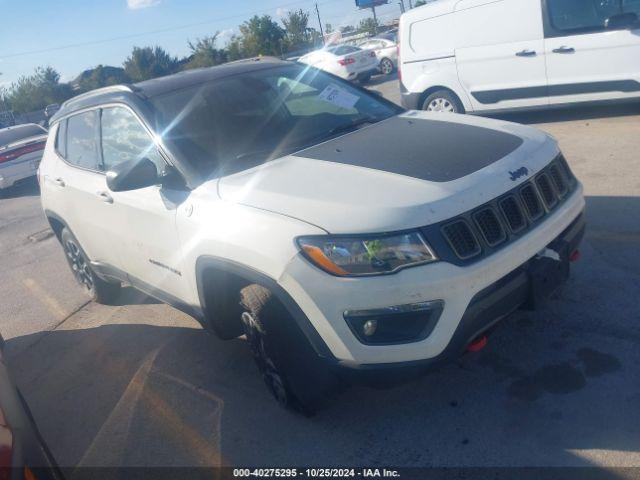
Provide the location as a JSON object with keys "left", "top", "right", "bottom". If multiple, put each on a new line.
{"left": 3, "top": 67, "right": 72, "bottom": 115}
{"left": 358, "top": 17, "right": 378, "bottom": 36}
{"left": 74, "top": 65, "right": 130, "bottom": 93}
{"left": 237, "top": 15, "right": 286, "bottom": 57}
{"left": 225, "top": 35, "right": 245, "bottom": 61}
{"left": 325, "top": 23, "right": 334, "bottom": 34}
{"left": 123, "top": 46, "right": 180, "bottom": 82}
{"left": 282, "top": 9, "right": 312, "bottom": 51}
{"left": 414, "top": 0, "right": 427, "bottom": 6}
{"left": 183, "top": 33, "right": 228, "bottom": 70}
{"left": 340, "top": 25, "right": 356, "bottom": 34}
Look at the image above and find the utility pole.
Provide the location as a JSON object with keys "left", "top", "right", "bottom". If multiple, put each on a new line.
{"left": 315, "top": 3, "right": 325, "bottom": 45}
{"left": 371, "top": 5, "right": 378, "bottom": 32}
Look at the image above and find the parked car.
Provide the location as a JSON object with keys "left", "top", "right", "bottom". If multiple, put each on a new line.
{"left": 0, "top": 334, "right": 64, "bottom": 480}
{"left": 399, "top": 0, "right": 640, "bottom": 113}
{"left": 40, "top": 58, "right": 585, "bottom": 414}
{"left": 0, "top": 124, "right": 48, "bottom": 190}
{"left": 358, "top": 37, "right": 398, "bottom": 75}
{"left": 298, "top": 45, "right": 378, "bottom": 83}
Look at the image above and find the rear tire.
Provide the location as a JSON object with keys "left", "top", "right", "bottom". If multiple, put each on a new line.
{"left": 60, "top": 227, "right": 121, "bottom": 304}
{"left": 379, "top": 58, "right": 394, "bottom": 75}
{"left": 422, "top": 89, "right": 464, "bottom": 114}
{"left": 240, "top": 284, "right": 340, "bottom": 415}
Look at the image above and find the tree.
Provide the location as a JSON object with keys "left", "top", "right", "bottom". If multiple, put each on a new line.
{"left": 183, "top": 34, "right": 228, "bottom": 70}
{"left": 340, "top": 25, "right": 355, "bottom": 34}
{"left": 282, "top": 9, "right": 312, "bottom": 52}
{"left": 225, "top": 35, "right": 245, "bottom": 61}
{"left": 237, "top": 15, "right": 286, "bottom": 57}
{"left": 358, "top": 17, "right": 378, "bottom": 36}
{"left": 414, "top": 0, "right": 427, "bottom": 6}
{"left": 73, "top": 65, "right": 129, "bottom": 92}
{"left": 3, "top": 67, "right": 72, "bottom": 115}
{"left": 325, "top": 23, "right": 333, "bottom": 34}
{"left": 123, "top": 46, "right": 180, "bottom": 82}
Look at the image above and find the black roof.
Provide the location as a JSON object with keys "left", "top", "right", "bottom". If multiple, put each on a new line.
{"left": 51, "top": 57, "right": 289, "bottom": 124}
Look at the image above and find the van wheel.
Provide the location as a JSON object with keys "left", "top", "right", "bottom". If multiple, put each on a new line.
{"left": 379, "top": 58, "right": 394, "bottom": 75}
{"left": 60, "top": 227, "right": 121, "bottom": 304}
{"left": 240, "top": 284, "right": 340, "bottom": 415}
{"left": 422, "top": 90, "right": 464, "bottom": 114}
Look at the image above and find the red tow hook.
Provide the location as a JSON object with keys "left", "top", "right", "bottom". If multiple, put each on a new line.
{"left": 467, "top": 335, "right": 488, "bottom": 353}
{"left": 569, "top": 249, "right": 581, "bottom": 263}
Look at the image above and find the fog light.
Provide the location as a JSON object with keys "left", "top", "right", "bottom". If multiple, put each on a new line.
{"left": 362, "top": 319, "right": 378, "bottom": 337}
{"left": 344, "top": 300, "right": 444, "bottom": 345}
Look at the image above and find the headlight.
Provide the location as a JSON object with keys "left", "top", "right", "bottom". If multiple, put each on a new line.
{"left": 296, "top": 231, "right": 437, "bottom": 277}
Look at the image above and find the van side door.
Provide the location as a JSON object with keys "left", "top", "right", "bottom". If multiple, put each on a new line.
{"left": 543, "top": 0, "right": 640, "bottom": 106}
{"left": 455, "top": 0, "right": 549, "bottom": 111}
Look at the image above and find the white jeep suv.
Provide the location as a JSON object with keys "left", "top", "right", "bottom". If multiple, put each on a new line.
{"left": 39, "top": 58, "right": 585, "bottom": 413}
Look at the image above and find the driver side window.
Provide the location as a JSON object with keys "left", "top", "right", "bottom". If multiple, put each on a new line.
{"left": 100, "top": 106, "right": 165, "bottom": 173}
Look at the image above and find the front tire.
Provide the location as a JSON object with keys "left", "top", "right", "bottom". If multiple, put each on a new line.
{"left": 240, "top": 284, "right": 340, "bottom": 415}
{"left": 422, "top": 89, "right": 464, "bottom": 114}
{"left": 60, "top": 227, "right": 120, "bottom": 304}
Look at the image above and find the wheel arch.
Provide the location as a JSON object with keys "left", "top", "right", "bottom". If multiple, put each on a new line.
{"left": 419, "top": 86, "right": 466, "bottom": 113}
{"left": 44, "top": 209, "right": 69, "bottom": 241}
{"left": 195, "top": 255, "right": 334, "bottom": 359}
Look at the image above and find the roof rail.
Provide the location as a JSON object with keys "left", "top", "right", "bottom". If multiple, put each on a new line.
{"left": 61, "top": 84, "right": 135, "bottom": 109}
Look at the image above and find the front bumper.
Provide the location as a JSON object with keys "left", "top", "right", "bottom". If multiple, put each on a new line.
{"left": 280, "top": 185, "right": 585, "bottom": 366}
{"left": 336, "top": 211, "right": 584, "bottom": 383}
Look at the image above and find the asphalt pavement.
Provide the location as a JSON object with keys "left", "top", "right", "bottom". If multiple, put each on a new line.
{"left": 1, "top": 74, "right": 639, "bottom": 470}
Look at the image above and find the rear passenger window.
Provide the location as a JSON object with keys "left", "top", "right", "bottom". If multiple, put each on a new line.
{"left": 55, "top": 120, "right": 67, "bottom": 158}
{"left": 66, "top": 111, "right": 100, "bottom": 170}
{"left": 100, "top": 107, "right": 164, "bottom": 172}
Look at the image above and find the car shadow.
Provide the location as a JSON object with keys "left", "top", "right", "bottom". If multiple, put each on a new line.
{"left": 488, "top": 101, "right": 640, "bottom": 125}
{"left": 0, "top": 177, "right": 40, "bottom": 199}
{"left": 3, "top": 194, "right": 640, "bottom": 470}
{"left": 108, "top": 286, "right": 162, "bottom": 307}
{"left": 366, "top": 71, "right": 398, "bottom": 87}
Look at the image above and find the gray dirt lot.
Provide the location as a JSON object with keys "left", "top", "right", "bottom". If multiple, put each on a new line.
{"left": 1, "top": 75, "right": 639, "bottom": 469}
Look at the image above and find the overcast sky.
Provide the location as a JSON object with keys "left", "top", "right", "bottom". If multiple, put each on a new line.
{"left": 0, "top": 0, "right": 403, "bottom": 87}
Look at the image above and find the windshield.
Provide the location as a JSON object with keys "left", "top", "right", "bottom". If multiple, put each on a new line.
{"left": 150, "top": 64, "right": 400, "bottom": 178}
{"left": 0, "top": 124, "right": 47, "bottom": 147}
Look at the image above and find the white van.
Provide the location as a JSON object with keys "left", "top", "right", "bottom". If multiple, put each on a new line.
{"left": 399, "top": 0, "right": 640, "bottom": 113}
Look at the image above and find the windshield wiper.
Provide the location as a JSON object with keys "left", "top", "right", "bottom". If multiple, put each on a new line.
{"left": 327, "top": 116, "right": 380, "bottom": 136}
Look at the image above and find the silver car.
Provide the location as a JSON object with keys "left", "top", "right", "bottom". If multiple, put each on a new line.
{"left": 0, "top": 123, "right": 48, "bottom": 190}
{"left": 358, "top": 37, "right": 398, "bottom": 75}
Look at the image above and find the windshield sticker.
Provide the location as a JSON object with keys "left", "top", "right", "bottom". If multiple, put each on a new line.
{"left": 318, "top": 84, "right": 359, "bottom": 110}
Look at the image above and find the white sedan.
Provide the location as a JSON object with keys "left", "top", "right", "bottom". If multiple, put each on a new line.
{"left": 298, "top": 45, "right": 379, "bottom": 83}
{"left": 0, "top": 123, "right": 48, "bottom": 190}
{"left": 358, "top": 37, "right": 398, "bottom": 75}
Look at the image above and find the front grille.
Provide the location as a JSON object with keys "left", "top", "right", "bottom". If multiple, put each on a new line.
{"left": 473, "top": 208, "right": 506, "bottom": 247}
{"left": 536, "top": 173, "right": 558, "bottom": 209}
{"left": 520, "top": 184, "right": 544, "bottom": 220}
{"left": 441, "top": 220, "right": 481, "bottom": 260}
{"left": 499, "top": 196, "right": 526, "bottom": 233}
{"left": 430, "top": 155, "right": 578, "bottom": 263}
{"left": 549, "top": 164, "right": 568, "bottom": 197}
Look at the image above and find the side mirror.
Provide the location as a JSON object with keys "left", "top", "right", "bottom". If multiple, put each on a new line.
{"left": 106, "top": 157, "right": 159, "bottom": 192}
{"left": 605, "top": 12, "right": 638, "bottom": 30}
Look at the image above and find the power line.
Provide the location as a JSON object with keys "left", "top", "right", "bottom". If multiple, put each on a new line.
{"left": 0, "top": 0, "right": 343, "bottom": 60}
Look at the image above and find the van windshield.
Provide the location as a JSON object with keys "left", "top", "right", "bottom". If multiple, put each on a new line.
{"left": 149, "top": 64, "right": 400, "bottom": 177}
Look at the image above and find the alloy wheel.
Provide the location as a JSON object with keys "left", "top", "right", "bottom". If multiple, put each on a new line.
{"left": 64, "top": 239, "right": 94, "bottom": 292}
{"left": 380, "top": 58, "right": 393, "bottom": 75}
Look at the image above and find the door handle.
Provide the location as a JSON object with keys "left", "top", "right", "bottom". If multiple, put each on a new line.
{"left": 96, "top": 191, "right": 114, "bottom": 204}
{"left": 552, "top": 46, "right": 575, "bottom": 54}
{"left": 516, "top": 49, "right": 536, "bottom": 57}
{"left": 52, "top": 177, "right": 65, "bottom": 187}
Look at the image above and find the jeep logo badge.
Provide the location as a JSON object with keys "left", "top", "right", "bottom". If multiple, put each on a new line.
{"left": 509, "top": 167, "right": 529, "bottom": 181}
